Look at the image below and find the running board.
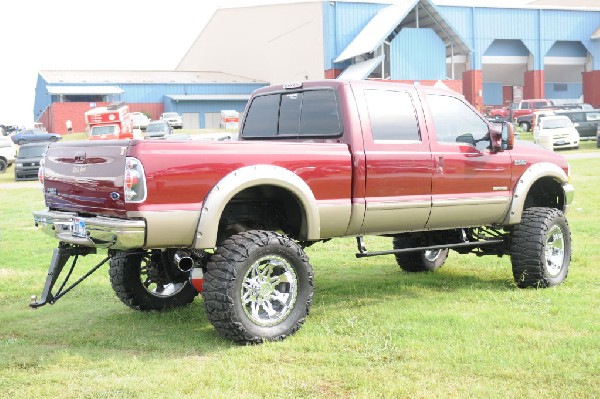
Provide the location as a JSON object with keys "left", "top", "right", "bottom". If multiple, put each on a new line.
{"left": 355, "top": 236, "right": 504, "bottom": 258}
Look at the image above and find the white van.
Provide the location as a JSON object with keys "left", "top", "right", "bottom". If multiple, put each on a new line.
{"left": 533, "top": 115, "right": 580, "bottom": 150}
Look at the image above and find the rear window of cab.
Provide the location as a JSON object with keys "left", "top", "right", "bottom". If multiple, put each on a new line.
{"left": 241, "top": 89, "right": 342, "bottom": 138}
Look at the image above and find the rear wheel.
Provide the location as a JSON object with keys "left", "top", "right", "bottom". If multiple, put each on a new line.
{"left": 203, "top": 230, "right": 313, "bottom": 344}
{"left": 393, "top": 235, "right": 449, "bottom": 272}
{"left": 109, "top": 250, "right": 197, "bottom": 310}
{"left": 520, "top": 121, "right": 530, "bottom": 132}
{"left": 510, "top": 207, "right": 571, "bottom": 288}
{"left": 0, "top": 159, "right": 7, "bottom": 173}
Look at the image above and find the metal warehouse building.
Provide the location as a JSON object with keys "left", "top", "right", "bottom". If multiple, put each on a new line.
{"left": 34, "top": 71, "right": 266, "bottom": 134}
{"left": 34, "top": 0, "right": 600, "bottom": 132}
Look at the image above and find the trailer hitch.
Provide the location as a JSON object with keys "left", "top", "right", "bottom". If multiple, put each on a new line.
{"left": 29, "top": 242, "right": 109, "bottom": 309}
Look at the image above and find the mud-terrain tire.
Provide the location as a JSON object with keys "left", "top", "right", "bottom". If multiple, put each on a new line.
{"left": 109, "top": 250, "right": 197, "bottom": 310}
{"left": 0, "top": 159, "right": 7, "bottom": 173}
{"left": 203, "top": 230, "right": 314, "bottom": 344}
{"left": 510, "top": 207, "right": 571, "bottom": 288}
{"left": 392, "top": 235, "right": 449, "bottom": 272}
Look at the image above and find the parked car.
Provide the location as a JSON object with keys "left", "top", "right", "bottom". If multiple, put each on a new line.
{"left": 533, "top": 115, "right": 580, "bottom": 150}
{"left": 144, "top": 120, "right": 173, "bottom": 139}
{"left": 14, "top": 142, "right": 48, "bottom": 180}
{"left": 160, "top": 112, "right": 183, "bottom": 129}
{"left": 516, "top": 103, "right": 593, "bottom": 132}
{"left": 0, "top": 135, "right": 17, "bottom": 173}
{"left": 554, "top": 109, "right": 600, "bottom": 140}
{"left": 488, "top": 101, "right": 518, "bottom": 120}
{"left": 131, "top": 112, "right": 150, "bottom": 130}
{"left": 11, "top": 129, "right": 61, "bottom": 145}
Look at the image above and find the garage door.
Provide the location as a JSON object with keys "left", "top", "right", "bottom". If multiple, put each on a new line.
{"left": 182, "top": 113, "right": 200, "bottom": 129}
{"left": 204, "top": 113, "right": 221, "bottom": 129}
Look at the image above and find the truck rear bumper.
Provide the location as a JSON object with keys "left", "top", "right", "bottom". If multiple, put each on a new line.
{"left": 33, "top": 210, "right": 145, "bottom": 250}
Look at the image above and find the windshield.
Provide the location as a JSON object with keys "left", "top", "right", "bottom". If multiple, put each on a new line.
{"left": 90, "top": 125, "right": 118, "bottom": 136}
{"left": 543, "top": 118, "right": 572, "bottom": 129}
{"left": 147, "top": 123, "right": 166, "bottom": 132}
{"left": 18, "top": 145, "right": 47, "bottom": 158}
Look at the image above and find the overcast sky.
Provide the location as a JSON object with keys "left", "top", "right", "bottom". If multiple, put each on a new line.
{"left": 0, "top": 0, "right": 553, "bottom": 127}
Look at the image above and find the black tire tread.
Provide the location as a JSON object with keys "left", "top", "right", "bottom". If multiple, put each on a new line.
{"left": 393, "top": 235, "right": 448, "bottom": 272}
{"left": 510, "top": 207, "right": 571, "bottom": 288}
{"left": 202, "top": 230, "right": 313, "bottom": 344}
{"left": 109, "top": 251, "right": 197, "bottom": 311}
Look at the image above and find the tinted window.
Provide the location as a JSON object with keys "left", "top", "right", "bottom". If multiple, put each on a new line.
{"left": 279, "top": 93, "right": 302, "bottom": 135}
{"left": 242, "top": 89, "right": 341, "bottom": 138}
{"left": 298, "top": 90, "right": 341, "bottom": 135}
{"left": 242, "top": 94, "right": 280, "bottom": 137}
{"left": 364, "top": 89, "right": 420, "bottom": 141}
{"left": 427, "top": 94, "right": 490, "bottom": 150}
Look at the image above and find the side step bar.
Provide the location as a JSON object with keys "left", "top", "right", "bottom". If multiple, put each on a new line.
{"left": 355, "top": 236, "right": 505, "bottom": 258}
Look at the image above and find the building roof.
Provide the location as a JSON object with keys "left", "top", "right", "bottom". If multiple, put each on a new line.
{"left": 337, "top": 55, "right": 385, "bottom": 79}
{"left": 335, "top": 0, "right": 471, "bottom": 63}
{"left": 46, "top": 86, "right": 124, "bottom": 95}
{"left": 39, "top": 70, "right": 266, "bottom": 84}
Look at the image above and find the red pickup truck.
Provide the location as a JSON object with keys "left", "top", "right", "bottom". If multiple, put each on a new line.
{"left": 32, "top": 80, "right": 574, "bottom": 343}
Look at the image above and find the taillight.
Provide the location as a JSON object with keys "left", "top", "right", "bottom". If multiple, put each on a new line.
{"left": 124, "top": 157, "right": 147, "bottom": 202}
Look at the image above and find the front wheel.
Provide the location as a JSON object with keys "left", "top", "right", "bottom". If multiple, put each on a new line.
{"left": 520, "top": 122, "right": 530, "bottom": 132}
{"left": 393, "top": 235, "right": 449, "bottom": 272}
{"left": 510, "top": 207, "right": 571, "bottom": 288}
{"left": 109, "top": 250, "right": 198, "bottom": 310}
{"left": 202, "top": 230, "right": 314, "bottom": 344}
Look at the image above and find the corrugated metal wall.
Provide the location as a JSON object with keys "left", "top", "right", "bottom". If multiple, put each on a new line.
{"left": 483, "top": 82, "right": 503, "bottom": 106}
{"left": 544, "top": 82, "right": 583, "bottom": 100}
{"left": 390, "top": 28, "right": 446, "bottom": 80}
{"left": 438, "top": 5, "right": 600, "bottom": 70}
{"left": 323, "top": 1, "right": 388, "bottom": 70}
{"left": 121, "top": 83, "right": 263, "bottom": 104}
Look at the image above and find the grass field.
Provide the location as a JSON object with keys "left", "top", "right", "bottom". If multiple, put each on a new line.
{"left": 0, "top": 140, "right": 599, "bottom": 398}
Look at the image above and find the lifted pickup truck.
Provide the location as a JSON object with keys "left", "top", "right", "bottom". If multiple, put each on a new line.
{"left": 31, "top": 80, "right": 574, "bottom": 344}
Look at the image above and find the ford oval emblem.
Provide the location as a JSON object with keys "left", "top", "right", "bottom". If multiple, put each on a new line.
{"left": 110, "top": 192, "right": 120, "bottom": 201}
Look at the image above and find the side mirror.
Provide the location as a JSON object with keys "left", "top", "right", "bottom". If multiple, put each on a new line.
{"left": 490, "top": 122, "right": 515, "bottom": 153}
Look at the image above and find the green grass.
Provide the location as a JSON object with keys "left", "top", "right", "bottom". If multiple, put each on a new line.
{"left": 0, "top": 148, "right": 599, "bottom": 398}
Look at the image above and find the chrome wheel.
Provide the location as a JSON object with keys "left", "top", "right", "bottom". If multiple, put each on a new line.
{"left": 424, "top": 249, "right": 443, "bottom": 262}
{"left": 241, "top": 254, "right": 298, "bottom": 327}
{"left": 545, "top": 225, "right": 565, "bottom": 278}
{"left": 141, "top": 254, "right": 188, "bottom": 298}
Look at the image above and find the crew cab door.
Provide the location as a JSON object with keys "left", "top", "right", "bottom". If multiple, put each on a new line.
{"left": 423, "top": 91, "right": 512, "bottom": 229}
{"left": 356, "top": 86, "right": 434, "bottom": 234}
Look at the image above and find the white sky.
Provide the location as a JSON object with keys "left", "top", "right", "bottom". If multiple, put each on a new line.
{"left": 0, "top": 0, "right": 553, "bottom": 127}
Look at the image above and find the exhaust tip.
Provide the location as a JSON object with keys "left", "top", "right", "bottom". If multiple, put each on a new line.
{"left": 174, "top": 253, "right": 194, "bottom": 272}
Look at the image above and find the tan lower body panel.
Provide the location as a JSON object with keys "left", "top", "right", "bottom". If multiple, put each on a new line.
{"left": 128, "top": 210, "right": 201, "bottom": 248}
{"left": 426, "top": 196, "right": 510, "bottom": 230}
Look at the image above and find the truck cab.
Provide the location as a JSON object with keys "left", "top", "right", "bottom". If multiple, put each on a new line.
{"left": 84, "top": 103, "right": 138, "bottom": 140}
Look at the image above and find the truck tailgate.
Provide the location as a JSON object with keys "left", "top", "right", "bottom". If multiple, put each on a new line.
{"left": 42, "top": 141, "right": 130, "bottom": 216}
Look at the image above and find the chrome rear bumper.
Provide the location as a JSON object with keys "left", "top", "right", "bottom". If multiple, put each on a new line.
{"left": 33, "top": 210, "right": 145, "bottom": 250}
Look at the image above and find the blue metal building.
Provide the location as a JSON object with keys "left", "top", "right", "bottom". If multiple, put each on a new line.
{"left": 36, "top": 1, "right": 600, "bottom": 132}
{"left": 34, "top": 70, "right": 266, "bottom": 134}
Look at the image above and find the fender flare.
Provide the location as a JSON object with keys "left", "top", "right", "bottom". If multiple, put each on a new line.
{"left": 504, "top": 162, "right": 571, "bottom": 225}
{"left": 193, "top": 164, "right": 320, "bottom": 249}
